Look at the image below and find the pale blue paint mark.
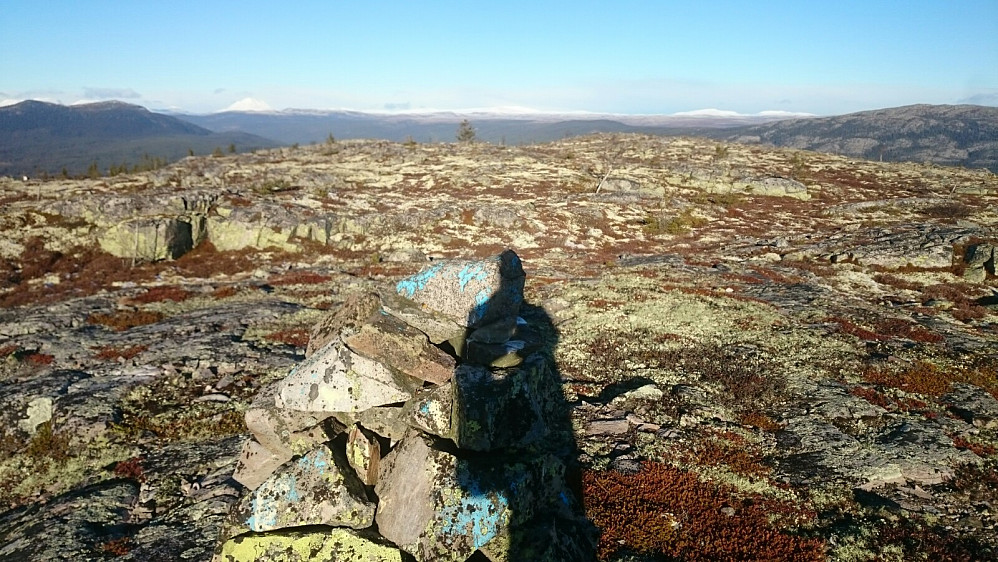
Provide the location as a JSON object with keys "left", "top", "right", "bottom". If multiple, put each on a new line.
{"left": 456, "top": 264, "right": 488, "bottom": 292}
{"left": 419, "top": 402, "right": 431, "bottom": 415}
{"left": 439, "top": 470, "right": 509, "bottom": 549}
{"left": 396, "top": 263, "right": 444, "bottom": 298}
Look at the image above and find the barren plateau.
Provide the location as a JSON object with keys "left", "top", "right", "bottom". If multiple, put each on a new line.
{"left": 1, "top": 134, "right": 997, "bottom": 561}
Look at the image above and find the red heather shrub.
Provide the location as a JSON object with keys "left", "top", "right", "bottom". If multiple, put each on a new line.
{"left": 583, "top": 462, "right": 824, "bottom": 561}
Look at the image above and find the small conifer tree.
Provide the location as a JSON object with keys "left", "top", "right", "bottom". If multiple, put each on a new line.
{"left": 456, "top": 119, "right": 476, "bottom": 143}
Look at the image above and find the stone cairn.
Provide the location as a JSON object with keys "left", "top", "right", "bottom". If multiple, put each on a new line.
{"left": 219, "top": 249, "right": 594, "bottom": 561}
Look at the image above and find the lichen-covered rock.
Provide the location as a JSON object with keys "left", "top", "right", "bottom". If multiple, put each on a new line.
{"left": 374, "top": 433, "right": 518, "bottom": 561}
{"left": 343, "top": 310, "right": 455, "bottom": 384}
{"left": 394, "top": 249, "right": 525, "bottom": 329}
{"left": 375, "top": 431, "right": 578, "bottom": 562}
{"left": 401, "top": 352, "right": 555, "bottom": 452}
{"left": 98, "top": 216, "right": 198, "bottom": 260}
{"left": 276, "top": 339, "right": 420, "bottom": 413}
{"left": 229, "top": 443, "right": 375, "bottom": 534}
{"left": 451, "top": 353, "right": 553, "bottom": 451}
{"left": 218, "top": 528, "right": 404, "bottom": 562}
{"left": 233, "top": 400, "right": 337, "bottom": 491}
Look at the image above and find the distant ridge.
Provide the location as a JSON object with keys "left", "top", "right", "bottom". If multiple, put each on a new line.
{"left": 0, "top": 100, "right": 279, "bottom": 177}
{"left": 711, "top": 104, "right": 998, "bottom": 172}
{"left": 173, "top": 108, "right": 802, "bottom": 146}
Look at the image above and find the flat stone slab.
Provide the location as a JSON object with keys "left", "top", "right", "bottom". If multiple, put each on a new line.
{"left": 277, "top": 339, "right": 420, "bottom": 413}
{"left": 219, "top": 528, "right": 404, "bottom": 562}
{"left": 230, "top": 443, "right": 375, "bottom": 534}
{"left": 394, "top": 249, "right": 525, "bottom": 329}
{"left": 344, "top": 310, "right": 455, "bottom": 385}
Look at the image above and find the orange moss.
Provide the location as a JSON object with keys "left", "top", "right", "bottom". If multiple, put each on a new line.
{"left": 740, "top": 411, "right": 783, "bottom": 431}
{"left": 94, "top": 345, "right": 148, "bottom": 361}
{"left": 25, "top": 353, "right": 54, "bottom": 365}
{"left": 131, "top": 286, "right": 193, "bottom": 304}
{"left": 828, "top": 317, "right": 886, "bottom": 341}
{"left": 268, "top": 271, "right": 332, "bottom": 286}
{"left": 950, "top": 435, "right": 997, "bottom": 457}
{"left": 583, "top": 462, "right": 824, "bottom": 561}
{"left": 863, "top": 360, "right": 998, "bottom": 399}
{"left": 210, "top": 286, "right": 239, "bottom": 299}
{"left": 88, "top": 310, "right": 165, "bottom": 331}
{"left": 99, "top": 537, "right": 133, "bottom": 556}
{"left": 265, "top": 328, "right": 310, "bottom": 348}
{"left": 112, "top": 456, "right": 146, "bottom": 482}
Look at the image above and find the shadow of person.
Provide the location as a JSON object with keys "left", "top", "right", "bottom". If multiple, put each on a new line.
{"left": 449, "top": 265, "right": 596, "bottom": 561}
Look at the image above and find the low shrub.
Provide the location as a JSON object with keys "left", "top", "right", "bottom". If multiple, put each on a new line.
{"left": 583, "top": 462, "right": 824, "bottom": 561}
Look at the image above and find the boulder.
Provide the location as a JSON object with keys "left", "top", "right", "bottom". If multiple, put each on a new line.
{"left": 962, "top": 242, "right": 995, "bottom": 282}
{"left": 98, "top": 216, "right": 197, "bottom": 261}
{"left": 276, "top": 340, "right": 420, "bottom": 413}
{"left": 450, "top": 354, "right": 552, "bottom": 451}
{"left": 343, "top": 311, "right": 455, "bottom": 384}
{"left": 218, "top": 528, "right": 404, "bottom": 562}
{"left": 394, "top": 249, "right": 525, "bottom": 329}
{"left": 230, "top": 443, "right": 375, "bottom": 534}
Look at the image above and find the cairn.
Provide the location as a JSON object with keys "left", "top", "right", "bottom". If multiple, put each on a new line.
{"left": 218, "top": 249, "right": 593, "bottom": 561}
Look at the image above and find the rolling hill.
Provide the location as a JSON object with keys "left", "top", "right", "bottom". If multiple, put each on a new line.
{"left": 713, "top": 104, "right": 998, "bottom": 172}
{"left": 0, "top": 100, "right": 279, "bottom": 177}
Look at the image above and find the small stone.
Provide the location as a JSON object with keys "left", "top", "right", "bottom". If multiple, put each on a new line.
{"left": 586, "top": 419, "right": 629, "bottom": 436}
{"left": 17, "top": 397, "right": 53, "bottom": 436}
{"left": 231, "top": 439, "right": 286, "bottom": 491}
{"left": 333, "top": 405, "right": 408, "bottom": 444}
{"left": 381, "top": 290, "right": 466, "bottom": 343}
{"left": 346, "top": 424, "right": 381, "bottom": 486}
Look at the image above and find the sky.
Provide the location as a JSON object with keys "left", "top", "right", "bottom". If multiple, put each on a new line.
{"left": 1, "top": 1, "right": 996, "bottom": 116}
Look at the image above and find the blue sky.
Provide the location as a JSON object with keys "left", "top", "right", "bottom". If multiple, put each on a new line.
{"left": 1, "top": 1, "right": 996, "bottom": 115}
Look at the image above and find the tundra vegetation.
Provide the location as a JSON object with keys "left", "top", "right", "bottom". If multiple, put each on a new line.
{"left": 0, "top": 133, "right": 996, "bottom": 560}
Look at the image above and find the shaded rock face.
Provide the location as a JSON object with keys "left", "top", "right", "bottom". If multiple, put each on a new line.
{"left": 219, "top": 250, "right": 594, "bottom": 561}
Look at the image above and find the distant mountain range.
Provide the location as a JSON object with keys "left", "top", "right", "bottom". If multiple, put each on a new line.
{"left": 2, "top": 101, "right": 996, "bottom": 177}
{"left": 0, "top": 100, "right": 278, "bottom": 177}
{"left": 712, "top": 104, "right": 998, "bottom": 172}
{"left": 170, "top": 108, "right": 794, "bottom": 146}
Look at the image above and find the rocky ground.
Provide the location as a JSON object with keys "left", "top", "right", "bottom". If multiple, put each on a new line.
{"left": 1, "top": 135, "right": 997, "bottom": 561}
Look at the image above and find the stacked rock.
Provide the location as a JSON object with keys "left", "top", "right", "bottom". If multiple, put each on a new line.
{"left": 219, "top": 249, "right": 593, "bottom": 562}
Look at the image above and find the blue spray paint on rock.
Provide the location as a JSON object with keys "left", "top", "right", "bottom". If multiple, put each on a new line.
{"left": 396, "top": 263, "right": 444, "bottom": 298}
